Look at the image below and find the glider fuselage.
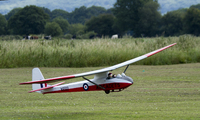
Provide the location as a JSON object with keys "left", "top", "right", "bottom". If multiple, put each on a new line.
{"left": 42, "top": 76, "right": 133, "bottom": 94}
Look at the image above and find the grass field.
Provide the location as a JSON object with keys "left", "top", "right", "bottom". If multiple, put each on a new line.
{"left": 1, "top": 64, "right": 200, "bottom": 120}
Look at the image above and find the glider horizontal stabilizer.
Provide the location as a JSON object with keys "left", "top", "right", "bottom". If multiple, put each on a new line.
{"left": 28, "top": 82, "right": 65, "bottom": 93}
{"left": 20, "top": 43, "right": 176, "bottom": 85}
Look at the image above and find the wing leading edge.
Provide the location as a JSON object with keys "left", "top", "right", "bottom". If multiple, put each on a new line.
{"left": 19, "top": 43, "right": 176, "bottom": 85}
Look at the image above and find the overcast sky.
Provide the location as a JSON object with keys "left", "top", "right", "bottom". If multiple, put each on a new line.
{"left": 0, "top": 0, "right": 200, "bottom": 15}
{"left": 0, "top": 0, "right": 115, "bottom": 14}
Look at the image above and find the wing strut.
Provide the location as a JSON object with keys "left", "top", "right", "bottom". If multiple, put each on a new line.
{"left": 82, "top": 77, "right": 105, "bottom": 90}
{"left": 123, "top": 65, "right": 130, "bottom": 74}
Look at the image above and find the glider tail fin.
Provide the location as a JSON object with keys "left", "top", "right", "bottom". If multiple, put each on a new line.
{"left": 32, "top": 68, "right": 50, "bottom": 93}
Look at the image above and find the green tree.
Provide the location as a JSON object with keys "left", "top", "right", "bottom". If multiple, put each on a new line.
{"left": 175, "top": 8, "right": 188, "bottom": 14}
{"left": 70, "top": 6, "right": 87, "bottom": 24}
{"left": 0, "top": 14, "right": 7, "bottom": 35}
{"left": 50, "top": 9, "right": 70, "bottom": 20}
{"left": 184, "top": 7, "right": 200, "bottom": 36}
{"left": 41, "top": 7, "right": 51, "bottom": 16}
{"left": 136, "top": 1, "right": 161, "bottom": 37}
{"left": 86, "top": 6, "right": 107, "bottom": 17}
{"left": 105, "top": 8, "right": 114, "bottom": 14}
{"left": 44, "top": 22, "right": 62, "bottom": 36}
{"left": 161, "top": 10, "right": 185, "bottom": 36}
{"left": 69, "top": 6, "right": 111, "bottom": 24}
{"left": 113, "top": 0, "right": 160, "bottom": 37}
{"left": 8, "top": 5, "right": 49, "bottom": 35}
{"left": 4, "top": 8, "right": 22, "bottom": 20}
{"left": 53, "top": 17, "right": 70, "bottom": 33}
{"left": 191, "top": 4, "right": 200, "bottom": 10}
{"left": 85, "top": 14, "right": 115, "bottom": 36}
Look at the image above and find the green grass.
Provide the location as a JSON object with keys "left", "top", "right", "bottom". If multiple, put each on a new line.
{"left": 0, "top": 35, "right": 200, "bottom": 68}
{"left": 1, "top": 64, "right": 200, "bottom": 119}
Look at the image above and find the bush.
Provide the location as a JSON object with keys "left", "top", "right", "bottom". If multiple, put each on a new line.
{"left": 0, "top": 35, "right": 23, "bottom": 40}
{"left": 79, "top": 31, "right": 97, "bottom": 39}
{"left": 44, "top": 22, "right": 63, "bottom": 37}
{"left": 63, "top": 34, "right": 73, "bottom": 39}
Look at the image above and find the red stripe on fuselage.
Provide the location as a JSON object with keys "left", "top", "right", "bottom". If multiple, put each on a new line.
{"left": 43, "top": 82, "right": 132, "bottom": 94}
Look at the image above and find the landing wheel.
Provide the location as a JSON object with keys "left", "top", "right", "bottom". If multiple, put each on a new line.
{"left": 105, "top": 90, "right": 110, "bottom": 94}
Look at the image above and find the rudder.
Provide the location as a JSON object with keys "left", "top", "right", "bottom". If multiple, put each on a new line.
{"left": 32, "top": 68, "right": 49, "bottom": 93}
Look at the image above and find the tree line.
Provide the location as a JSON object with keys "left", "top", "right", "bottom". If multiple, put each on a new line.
{"left": 0, "top": 0, "right": 200, "bottom": 38}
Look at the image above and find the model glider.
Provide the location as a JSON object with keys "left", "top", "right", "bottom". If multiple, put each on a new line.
{"left": 20, "top": 43, "right": 176, "bottom": 94}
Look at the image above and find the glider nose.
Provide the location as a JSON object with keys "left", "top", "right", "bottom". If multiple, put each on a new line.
{"left": 121, "top": 73, "right": 133, "bottom": 84}
{"left": 130, "top": 78, "right": 133, "bottom": 84}
{"left": 125, "top": 76, "right": 133, "bottom": 84}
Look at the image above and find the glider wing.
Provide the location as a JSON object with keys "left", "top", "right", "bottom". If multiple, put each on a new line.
{"left": 20, "top": 43, "right": 176, "bottom": 85}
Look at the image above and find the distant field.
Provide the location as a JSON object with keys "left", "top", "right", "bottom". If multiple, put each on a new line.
{"left": 0, "top": 35, "right": 200, "bottom": 68}
{"left": 0, "top": 64, "right": 200, "bottom": 120}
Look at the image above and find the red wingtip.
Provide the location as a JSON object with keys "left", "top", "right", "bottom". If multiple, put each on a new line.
{"left": 145, "top": 43, "right": 176, "bottom": 57}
